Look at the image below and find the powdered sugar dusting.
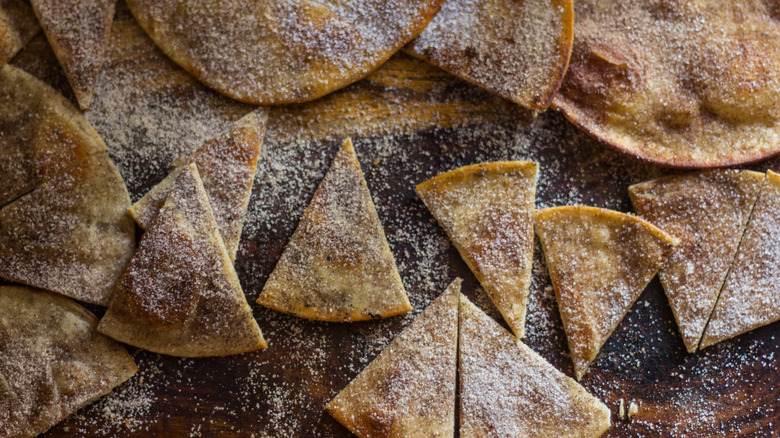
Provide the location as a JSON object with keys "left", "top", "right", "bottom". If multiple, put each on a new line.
{"left": 9, "top": 12, "right": 778, "bottom": 434}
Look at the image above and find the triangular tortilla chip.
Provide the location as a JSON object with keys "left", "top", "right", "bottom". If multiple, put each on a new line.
{"left": 257, "top": 138, "right": 410, "bottom": 322}
{"left": 0, "top": 64, "right": 106, "bottom": 208}
{"left": 326, "top": 278, "right": 460, "bottom": 437}
{"left": 629, "top": 170, "right": 764, "bottom": 352}
{"left": 30, "top": 0, "right": 116, "bottom": 110}
{"left": 0, "top": 152, "right": 134, "bottom": 306}
{"left": 129, "top": 110, "right": 267, "bottom": 261}
{"left": 0, "top": 0, "right": 39, "bottom": 67}
{"left": 701, "top": 170, "right": 780, "bottom": 349}
{"left": 534, "top": 206, "right": 677, "bottom": 379}
{"left": 416, "top": 161, "right": 538, "bottom": 338}
{"left": 459, "top": 294, "right": 611, "bottom": 437}
{"left": 405, "top": 0, "right": 574, "bottom": 110}
{"left": 98, "top": 163, "right": 266, "bottom": 357}
{"left": 0, "top": 285, "right": 137, "bottom": 438}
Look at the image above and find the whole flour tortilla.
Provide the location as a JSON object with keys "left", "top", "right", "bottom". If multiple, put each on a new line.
{"left": 326, "top": 279, "right": 460, "bottom": 437}
{"left": 0, "top": 0, "right": 39, "bottom": 67}
{"left": 459, "top": 294, "right": 611, "bottom": 437}
{"left": 554, "top": 0, "right": 780, "bottom": 167}
{"left": 701, "top": 170, "right": 780, "bottom": 349}
{"left": 534, "top": 206, "right": 678, "bottom": 379}
{"left": 0, "top": 286, "right": 137, "bottom": 438}
{"left": 30, "top": 0, "right": 116, "bottom": 110}
{"left": 258, "top": 138, "right": 410, "bottom": 322}
{"left": 129, "top": 110, "right": 268, "bottom": 261}
{"left": 125, "top": 0, "right": 445, "bottom": 105}
{"left": 99, "top": 163, "right": 266, "bottom": 357}
{"left": 405, "top": 0, "right": 573, "bottom": 110}
{"left": 630, "top": 170, "right": 764, "bottom": 352}
{"left": 416, "top": 161, "right": 538, "bottom": 338}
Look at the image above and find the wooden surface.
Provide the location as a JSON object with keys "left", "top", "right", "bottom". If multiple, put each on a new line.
{"left": 8, "top": 3, "right": 780, "bottom": 437}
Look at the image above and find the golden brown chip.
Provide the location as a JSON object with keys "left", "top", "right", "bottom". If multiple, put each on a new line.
{"left": 129, "top": 110, "right": 268, "bottom": 261}
{"left": 99, "top": 163, "right": 266, "bottom": 357}
{"left": 416, "top": 161, "right": 538, "bottom": 338}
{"left": 30, "top": 0, "right": 115, "bottom": 110}
{"left": 630, "top": 170, "right": 764, "bottom": 352}
{"left": 459, "top": 294, "right": 611, "bottom": 437}
{"left": 326, "top": 279, "right": 460, "bottom": 438}
{"left": 258, "top": 138, "right": 410, "bottom": 322}
{"left": 554, "top": 1, "right": 780, "bottom": 167}
{"left": 534, "top": 206, "right": 677, "bottom": 379}
{"left": 0, "top": 64, "right": 106, "bottom": 208}
{"left": 701, "top": 170, "right": 780, "bottom": 349}
{"left": 0, "top": 286, "right": 137, "bottom": 438}
{"left": 124, "top": 0, "right": 445, "bottom": 105}
{"left": 0, "top": 0, "right": 39, "bottom": 67}
{"left": 0, "top": 152, "right": 135, "bottom": 306}
{"left": 405, "top": 0, "right": 573, "bottom": 110}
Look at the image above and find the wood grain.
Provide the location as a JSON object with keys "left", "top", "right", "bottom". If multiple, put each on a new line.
{"left": 8, "top": 2, "right": 780, "bottom": 437}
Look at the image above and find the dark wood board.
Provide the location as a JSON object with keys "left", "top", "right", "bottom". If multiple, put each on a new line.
{"left": 8, "top": 3, "right": 780, "bottom": 437}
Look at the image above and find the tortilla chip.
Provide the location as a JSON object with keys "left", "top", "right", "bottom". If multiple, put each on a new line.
{"left": 129, "top": 110, "right": 267, "bottom": 261}
{"left": 459, "top": 294, "right": 611, "bottom": 437}
{"left": 0, "top": 64, "right": 106, "bottom": 208}
{"left": 554, "top": 1, "right": 780, "bottom": 167}
{"left": 630, "top": 170, "right": 764, "bottom": 352}
{"left": 534, "top": 206, "right": 677, "bottom": 379}
{"left": 701, "top": 170, "right": 780, "bottom": 349}
{"left": 326, "top": 279, "right": 460, "bottom": 438}
{"left": 99, "top": 163, "right": 265, "bottom": 356}
{"left": 257, "top": 138, "right": 410, "bottom": 322}
{"left": 405, "top": 0, "right": 573, "bottom": 110}
{"left": 0, "top": 0, "right": 39, "bottom": 66}
{"left": 30, "top": 0, "right": 116, "bottom": 109}
{"left": 0, "top": 152, "right": 134, "bottom": 306}
{"left": 0, "top": 285, "right": 136, "bottom": 438}
{"left": 416, "top": 161, "right": 538, "bottom": 338}
{"left": 124, "top": 0, "right": 445, "bottom": 105}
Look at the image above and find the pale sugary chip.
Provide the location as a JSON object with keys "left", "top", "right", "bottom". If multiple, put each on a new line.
{"left": 30, "top": 0, "right": 116, "bottom": 109}
{"left": 405, "top": 0, "right": 573, "bottom": 110}
{"left": 125, "top": 0, "right": 446, "bottom": 104}
{"left": 0, "top": 152, "right": 135, "bottom": 306}
{"left": 99, "top": 163, "right": 267, "bottom": 357}
{"left": 257, "top": 138, "right": 410, "bottom": 322}
{"left": 701, "top": 170, "right": 780, "bottom": 349}
{"left": 534, "top": 206, "right": 677, "bottom": 380}
{"left": 416, "top": 161, "right": 538, "bottom": 338}
{"left": 326, "top": 279, "right": 460, "bottom": 438}
{"left": 0, "top": 286, "right": 137, "bottom": 438}
{"left": 554, "top": 1, "right": 780, "bottom": 167}
{"left": 0, "top": 0, "right": 39, "bottom": 66}
{"left": 129, "top": 110, "right": 269, "bottom": 261}
{"left": 458, "top": 294, "right": 611, "bottom": 438}
{"left": 629, "top": 170, "right": 765, "bottom": 352}
{"left": 0, "top": 64, "right": 106, "bottom": 208}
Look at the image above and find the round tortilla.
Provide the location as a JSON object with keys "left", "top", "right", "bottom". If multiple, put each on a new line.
{"left": 554, "top": 0, "right": 780, "bottom": 168}
{"left": 125, "top": 0, "right": 445, "bottom": 105}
